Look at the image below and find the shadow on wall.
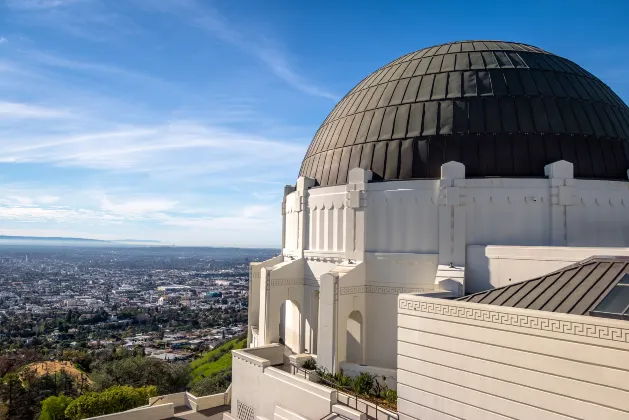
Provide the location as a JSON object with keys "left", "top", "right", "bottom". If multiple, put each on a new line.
{"left": 280, "top": 300, "right": 302, "bottom": 353}
{"left": 347, "top": 310, "right": 363, "bottom": 365}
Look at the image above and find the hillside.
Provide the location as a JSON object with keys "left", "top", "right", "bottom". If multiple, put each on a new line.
{"left": 24, "top": 361, "right": 92, "bottom": 384}
{"left": 188, "top": 337, "right": 246, "bottom": 385}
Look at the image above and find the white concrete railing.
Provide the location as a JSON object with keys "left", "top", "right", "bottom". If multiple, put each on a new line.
{"left": 145, "top": 386, "right": 232, "bottom": 414}
{"left": 84, "top": 403, "right": 174, "bottom": 420}
{"left": 231, "top": 344, "right": 338, "bottom": 420}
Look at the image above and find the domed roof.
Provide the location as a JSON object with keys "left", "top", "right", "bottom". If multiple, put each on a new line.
{"left": 299, "top": 40, "right": 629, "bottom": 186}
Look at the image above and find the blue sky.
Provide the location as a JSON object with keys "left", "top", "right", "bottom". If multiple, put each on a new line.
{"left": 0, "top": 0, "right": 627, "bottom": 247}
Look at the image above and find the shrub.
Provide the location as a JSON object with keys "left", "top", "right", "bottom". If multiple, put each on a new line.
{"left": 39, "top": 395, "right": 74, "bottom": 420}
{"left": 301, "top": 358, "right": 317, "bottom": 370}
{"left": 189, "top": 370, "right": 231, "bottom": 397}
{"left": 64, "top": 385, "right": 157, "bottom": 420}
{"left": 90, "top": 356, "right": 189, "bottom": 394}
{"left": 384, "top": 389, "right": 397, "bottom": 405}
{"left": 351, "top": 372, "right": 375, "bottom": 395}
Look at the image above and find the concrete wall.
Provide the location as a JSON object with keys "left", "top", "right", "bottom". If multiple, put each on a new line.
{"left": 230, "top": 346, "right": 337, "bottom": 420}
{"left": 248, "top": 256, "right": 283, "bottom": 346}
{"left": 466, "top": 245, "right": 629, "bottom": 293}
{"left": 364, "top": 181, "right": 439, "bottom": 253}
{"left": 397, "top": 293, "right": 629, "bottom": 420}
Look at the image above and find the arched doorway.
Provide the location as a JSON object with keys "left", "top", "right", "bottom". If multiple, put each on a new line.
{"left": 346, "top": 310, "right": 363, "bottom": 364}
{"left": 279, "top": 300, "right": 302, "bottom": 353}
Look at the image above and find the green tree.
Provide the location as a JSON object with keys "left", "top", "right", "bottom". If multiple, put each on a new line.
{"left": 90, "top": 356, "right": 189, "bottom": 394}
{"left": 64, "top": 385, "right": 157, "bottom": 420}
{"left": 39, "top": 394, "right": 74, "bottom": 420}
{"left": 189, "top": 370, "right": 231, "bottom": 397}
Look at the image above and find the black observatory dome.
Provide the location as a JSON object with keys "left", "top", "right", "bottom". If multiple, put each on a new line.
{"left": 299, "top": 41, "right": 629, "bottom": 186}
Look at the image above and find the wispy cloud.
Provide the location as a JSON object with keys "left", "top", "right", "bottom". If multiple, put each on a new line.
{"left": 100, "top": 196, "right": 178, "bottom": 215}
{"left": 0, "top": 37, "right": 7, "bottom": 44}
{"left": 137, "top": 0, "right": 338, "bottom": 101}
{"left": 7, "top": 0, "right": 85, "bottom": 10}
{"left": 0, "top": 101, "right": 73, "bottom": 119}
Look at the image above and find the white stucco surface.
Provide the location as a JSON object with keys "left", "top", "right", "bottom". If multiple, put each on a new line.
{"left": 397, "top": 293, "right": 629, "bottom": 420}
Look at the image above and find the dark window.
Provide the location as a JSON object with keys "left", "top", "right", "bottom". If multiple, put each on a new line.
{"left": 591, "top": 274, "right": 629, "bottom": 319}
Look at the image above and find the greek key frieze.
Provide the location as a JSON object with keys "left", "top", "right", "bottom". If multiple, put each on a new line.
{"left": 340, "top": 285, "right": 433, "bottom": 295}
{"left": 398, "top": 299, "right": 629, "bottom": 343}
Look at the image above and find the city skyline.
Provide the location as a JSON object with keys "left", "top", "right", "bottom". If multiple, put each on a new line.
{"left": 1, "top": 0, "right": 628, "bottom": 246}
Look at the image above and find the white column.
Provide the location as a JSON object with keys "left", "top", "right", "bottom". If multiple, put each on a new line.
{"left": 282, "top": 185, "right": 296, "bottom": 250}
{"left": 316, "top": 272, "right": 338, "bottom": 373}
{"left": 258, "top": 267, "right": 271, "bottom": 345}
{"left": 545, "top": 160, "right": 574, "bottom": 246}
{"left": 295, "top": 177, "right": 315, "bottom": 257}
{"left": 345, "top": 168, "right": 372, "bottom": 261}
{"left": 435, "top": 161, "right": 466, "bottom": 296}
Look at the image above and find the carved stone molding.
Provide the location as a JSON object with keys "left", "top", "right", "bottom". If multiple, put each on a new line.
{"left": 270, "top": 279, "right": 305, "bottom": 287}
{"left": 399, "top": 299, "right": 629, "bottom": 343}
{"left": 341, "top": 285, "right": 433, "bottom": 295}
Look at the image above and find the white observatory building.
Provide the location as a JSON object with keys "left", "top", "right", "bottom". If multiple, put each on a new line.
{"left": 226, "top": 41, "right": 629, "bottom": 420}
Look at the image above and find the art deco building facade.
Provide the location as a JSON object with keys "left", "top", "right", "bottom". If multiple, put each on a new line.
{"left": 226, "top": 41, "right": 629, "bottom": 420}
